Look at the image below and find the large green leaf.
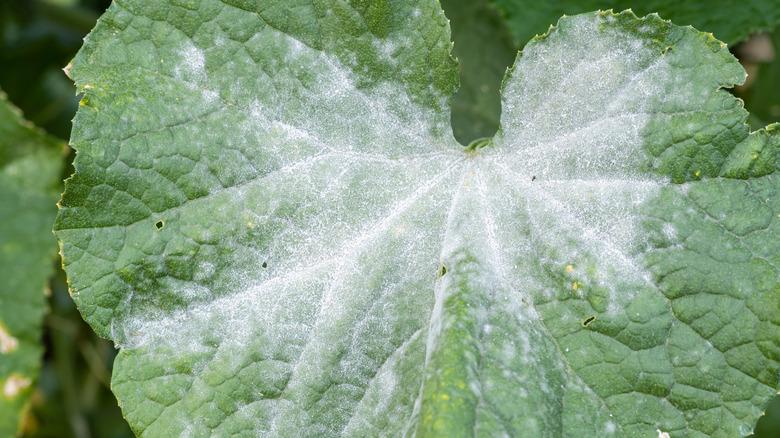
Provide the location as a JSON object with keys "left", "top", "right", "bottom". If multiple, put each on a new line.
{"left": 492, "top": 0, "right": 780, "bottom": 48}
{"left": 56, "top": 2, "right": 779, "bottom": 436}
{"left": 0, "top": 91, "right": 65, "bottom": 436}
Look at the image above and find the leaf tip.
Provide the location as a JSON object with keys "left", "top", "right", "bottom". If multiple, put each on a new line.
{"left": 63, "top": 61, "right": 74, "bottom": 80}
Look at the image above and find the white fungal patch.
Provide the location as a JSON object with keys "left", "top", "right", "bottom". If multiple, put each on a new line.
{"left": 113, "top": 27, "right": 464, "bottom": 354}
{"left": 3, "top": 374, "right": 31, "bottom": 399}
{"left": 488, "top": 13, "right": 671, "bottom": 313}
{"left": 175, "top": 41, "right": 206, "bottom": 81}
{"left": 373, "top": 37, "right": 398, "bottom": 64}
{"left": 98, "top": 11, "right": 708, "bottom": 436}
{"left": 193, "top": 261, "right": 216, "bottom": 282}
{"left": 172, "top": 40, "right": 218, "bottom": 107}
{"left": 411, "top": 13, "right": 683, "bottom": 433}
{"left": 662, "top": 223, "right": 677, "bottom": 240}
{"left": 0, "top": 323, "right": 18, "bottom": 354}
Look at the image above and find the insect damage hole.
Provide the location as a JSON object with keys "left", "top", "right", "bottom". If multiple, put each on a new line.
{"left": 262, "top": 261, "right": 268, "bottom": 268}
{"left": 582, "top": 316, "right": 596, "bottom": 327}
{"left": 436, "top": 264, "right": 447, "bottom": 278}
{"left": 154, "top": 220, "right": 165, "bottom": 230}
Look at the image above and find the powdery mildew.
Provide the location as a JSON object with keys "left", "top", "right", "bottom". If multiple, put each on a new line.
{"left": 88, "top": 11, "right": 707, "bottom": 436}
{"left": 492, "top": 15, "right": 670, "bottom": 309}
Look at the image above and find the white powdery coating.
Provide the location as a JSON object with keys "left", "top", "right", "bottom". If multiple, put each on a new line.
{"left": 117, "top": 27, "right": 462, "bottom": 351}
{"left": 415, "top": 14, "right": 672, "bottom": 432}
{"left": 114, "top": 33, "right": 463, "bottom": 438}
{"left": 174, "top": 41, "right": 206, "bottom": 82}
{"left": 341, "top": 330, "right": 422, "bottom": 435}
{"left": 112, "top": 12, "right": 682, "bottom": 434}
{"left": 174, "top": 41, "right": 217, "bottom": 104}
{"left": 488, "top": 14, "right": 669, "bottom": 311}
{"left": 239, "top": 31, "right": 455, "bottom": 158}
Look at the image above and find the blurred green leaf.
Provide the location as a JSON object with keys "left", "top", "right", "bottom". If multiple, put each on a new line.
{"left": 0, "top": 1, "right": 103, "bottom": 139}
{"left": 22, "top": 271, "right": 132, "bottom": 438}
{"left": 755, "top": 395, "right": 780, "bottom": 437}
{"left": 1, "top": 2, "right": 129, "bottom": 436}
{"left": 740, "top": 30, "right": 780, "bottom": 128}
{"left": 0, "top": 90, "right": 65, "bottom": 437}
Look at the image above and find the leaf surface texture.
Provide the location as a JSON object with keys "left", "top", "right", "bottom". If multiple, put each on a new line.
{"left": 56, "top": 2, "right": 780, "bottom": 436}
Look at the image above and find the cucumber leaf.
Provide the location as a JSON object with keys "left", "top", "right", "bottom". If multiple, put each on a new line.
{"left": 56, "top": 2, "right": 779, "bottom": 436}
{"left": 0, "top": 91, "right": 65, "bottom": 436}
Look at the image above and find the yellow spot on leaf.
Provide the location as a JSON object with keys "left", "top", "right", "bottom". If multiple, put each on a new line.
{"left": 439, "top": 393, "right": 450, "bottom": 401}
{"left": 0, "top": 323, "right": 18, "bottom": 354}
{"left": 694, "top": 170, "right": 701, "bottom": 178}
{"left": 571, "top": 281, "right": 580, "bottom": 291}
{"left": 3, "top": 374, "right": 31, "bottom": 399}
{"left": 565, "top": 264, "right": 574, "bottom": 274}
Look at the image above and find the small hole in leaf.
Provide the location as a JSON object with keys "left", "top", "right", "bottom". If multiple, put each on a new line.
{"left": 582, "top": 316, "right": 596, "bottom": 327}
{"left": 531, "top": 175, "right": 537, "bottom": 181}
{"left": 437, "top": 264, "right": 447, "bottom": 277}
{"left": 262, "top": 261, "right": 268, "bottom": 268}
{"left": 155, "top": 220, "right": 164, "bottom": 230}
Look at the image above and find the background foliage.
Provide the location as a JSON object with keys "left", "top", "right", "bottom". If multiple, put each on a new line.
{"left": 1, "top": 0, "right": 778, "bottom": 436}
